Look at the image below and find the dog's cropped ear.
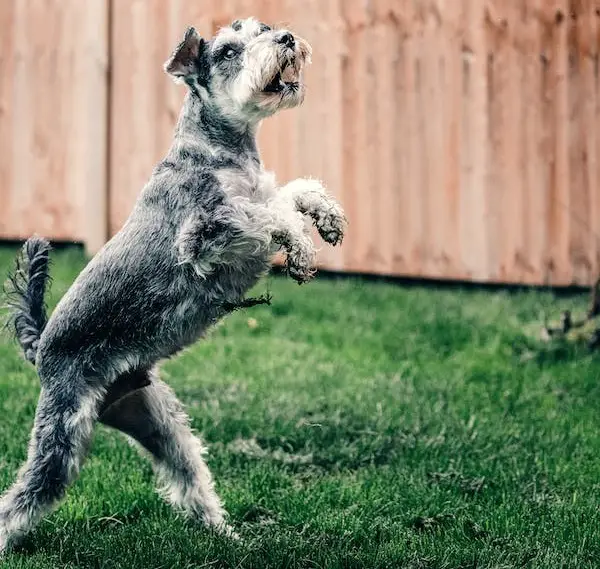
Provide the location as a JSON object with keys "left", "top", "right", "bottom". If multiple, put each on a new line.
{"left": 164, "top": 27, "right": 208, "bottom": 84}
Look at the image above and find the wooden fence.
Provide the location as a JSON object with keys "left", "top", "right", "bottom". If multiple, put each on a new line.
{"left": 0, "top": 0, "right": 108, "bottom": 253}
{"left": 1, "top": 0, "right": 600, "bottom": 286}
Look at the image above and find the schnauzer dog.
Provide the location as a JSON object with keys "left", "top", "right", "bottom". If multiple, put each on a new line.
{"left": 0, "top": 17, "right": 346, "bottom": 554}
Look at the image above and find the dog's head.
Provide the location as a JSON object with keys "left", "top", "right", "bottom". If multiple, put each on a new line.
{"left": 164, "top": 18, "right": 312, "bottom": 122}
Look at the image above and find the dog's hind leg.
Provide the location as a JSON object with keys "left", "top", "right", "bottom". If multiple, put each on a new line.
{"left": 0, "top": 378, "right": 103, "bottom": 555}
{"left": 99, "top": 368, "right": 231, "bottom": 535}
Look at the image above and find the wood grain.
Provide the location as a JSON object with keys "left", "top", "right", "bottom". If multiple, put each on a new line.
{"left": 0, "top": 0, "right": 108, "bottom": 253}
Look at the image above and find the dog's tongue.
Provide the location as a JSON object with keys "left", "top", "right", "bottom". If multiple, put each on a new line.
{"left": 281, "top": 64, "right": 298, "bottom": 84}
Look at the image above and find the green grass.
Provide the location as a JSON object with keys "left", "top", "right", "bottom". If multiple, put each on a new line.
{"left": 0, "top": 245, "right": 598, "bottom": 568}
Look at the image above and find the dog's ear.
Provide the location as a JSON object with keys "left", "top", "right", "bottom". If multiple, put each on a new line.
{"left": 164, "top": 27, "right": 208, "bottom": 83}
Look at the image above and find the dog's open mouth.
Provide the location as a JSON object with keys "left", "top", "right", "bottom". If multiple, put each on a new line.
{"left": 263, "top": 60, "right": 300, "bottom": 93}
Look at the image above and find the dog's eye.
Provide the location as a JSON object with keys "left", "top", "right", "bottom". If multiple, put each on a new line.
{"left": 224, "top": 48, "right": 237, "bottom": 60}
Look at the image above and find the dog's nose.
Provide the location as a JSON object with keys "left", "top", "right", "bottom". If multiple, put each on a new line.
{"left": 277, "top": 32, "right": 295, "bottom": 49}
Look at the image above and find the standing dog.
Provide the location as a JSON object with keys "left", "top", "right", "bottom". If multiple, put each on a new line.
{"left": 0, "top": 17, "right": 346, "bottom": 554}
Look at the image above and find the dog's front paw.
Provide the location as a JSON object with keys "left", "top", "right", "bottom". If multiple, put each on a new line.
{"left": 315, "top": 202, "right": 347, "bottom": 246}
{"left": 286, "top": 245, "right": 316, "bottom": 284}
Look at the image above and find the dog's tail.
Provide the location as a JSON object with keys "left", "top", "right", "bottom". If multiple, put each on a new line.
{"left": 4, "top": 236, "right": 52, "bottom": 365}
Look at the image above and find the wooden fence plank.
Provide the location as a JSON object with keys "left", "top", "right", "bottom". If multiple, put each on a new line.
{"left": 569, "top": 0, "right": 598, "bottom": 284}
{"left": 522, "top": 0, "right": 547, "bottom": 285}
{"left": 442, "top": 0, "right": 463, "bottom": 279}
{"left": 487, "top": 0, "right": 525, "bottom": 283}
{"left": 392, "top": 0, "right": 412, "bottom": 275}
{"left": 339, "top": 0, "right": 368, "bottom": 273}
{"left": 593, "top": 2, "right": 600, "bottom": 276}
{"left": 404, "top": 0, "right": 425, "bottom": 277}
{"left": 542, "top": 0, "right": 572, "bottom": 285}
{"left": 460, "top": 0, "right": 489, "bottom": 282}
{"left": 0, "top": 1, "right": 16, "bottom": 241}
{"left": 313, "top": 0, "right": 346, "bottom": 271}
{"left": 369, "top": 0, "right": 400, "bottom": 276}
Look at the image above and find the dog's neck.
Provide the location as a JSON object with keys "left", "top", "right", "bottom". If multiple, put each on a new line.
{"left": 171, "top": 92, "right": 260, "bottom": 163}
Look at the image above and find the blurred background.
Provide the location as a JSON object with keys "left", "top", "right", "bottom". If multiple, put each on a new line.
{"left": 1, "top": 0, "right": 599, "bottom": 287}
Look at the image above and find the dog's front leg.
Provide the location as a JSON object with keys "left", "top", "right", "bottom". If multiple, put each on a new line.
{"left": 175, "top": 209, "right": 238, "bottom": 279}
{"left": 266, "top": 197, "right": 317, "bottom": 283}
{"left": 279, "top": 178, "right": 347, "bottom": 246}
{"left": 176, "top": 201, "right": 317, "bottom": 284}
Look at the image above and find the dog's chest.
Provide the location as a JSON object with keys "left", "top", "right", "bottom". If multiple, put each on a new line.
{"left": 215, "top": 162, "right": 277, "bottom": 201}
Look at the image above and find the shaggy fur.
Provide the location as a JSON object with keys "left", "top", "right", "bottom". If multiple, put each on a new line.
{"left": 0, "top": 17, "right": 346, "bottom": 554}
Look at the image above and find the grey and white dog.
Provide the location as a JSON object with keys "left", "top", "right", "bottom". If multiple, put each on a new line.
{"left": 0, "top": 17, "right": 346, "bottom": 554}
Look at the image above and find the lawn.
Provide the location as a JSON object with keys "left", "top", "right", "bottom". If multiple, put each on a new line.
{"left": 0, "top": 245, "right": 598, "bottom": 568}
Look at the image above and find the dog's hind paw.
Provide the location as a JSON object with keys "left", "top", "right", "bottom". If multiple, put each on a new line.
{"left": 0, "top": 528, "right": 10, "bottom": 558}
{"left": 217, "top": 523, "right": 241, "bottom": 541}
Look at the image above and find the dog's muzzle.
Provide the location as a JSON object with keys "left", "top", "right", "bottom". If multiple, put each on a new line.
{"left": 263, "top": 33, "right": 303, "bottom": 94}
{"left": 263, "top": 61, "right": 298, "bottom": 93}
